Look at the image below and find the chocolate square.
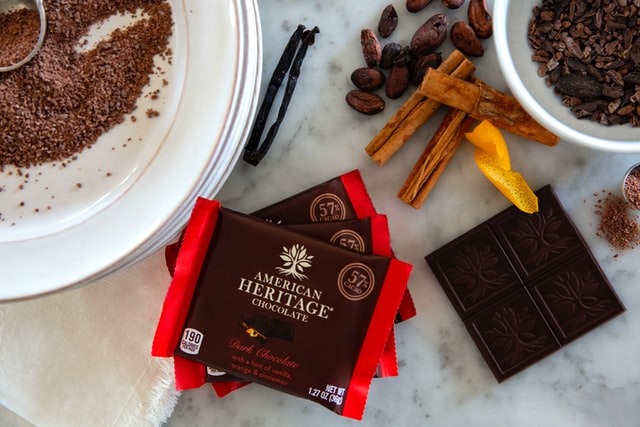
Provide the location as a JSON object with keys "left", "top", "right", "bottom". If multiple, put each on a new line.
{"left": 528, "top": 252, "right": 624, "bottom": 345}
{"left": 426, "top": 185, "right": 625, "bottom": 382}
{"left": 427, "top": 224, "right": 522, "bottom": 317}
{"left": 465, "top": 288, "right": 560, "bottom": 382}
{"left": 491, "top": 186, "right": 583, "bottom": 281}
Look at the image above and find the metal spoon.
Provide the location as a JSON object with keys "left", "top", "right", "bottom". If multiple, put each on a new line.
{"left": 0, "top": 0, "right": 46, "bottom": 72}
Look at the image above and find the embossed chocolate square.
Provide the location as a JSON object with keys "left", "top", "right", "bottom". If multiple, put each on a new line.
{"left": 426, "top": 185, "right": 625, "bottom": 382}
{"left": 427, "top": 224, "right": 522, "bottom": 318}
{"left": 466, "top": 288, "right": 560, "bottom": 381}
{"left": 528, "top": 251, "right": 624, "bottom": 345}
{"left": 491, "top": 186, "right": 584, "bottom": 281}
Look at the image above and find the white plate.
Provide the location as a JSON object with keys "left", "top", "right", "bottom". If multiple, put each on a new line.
{"left": 0, "top": 0, "right": 262, "bottom": 301}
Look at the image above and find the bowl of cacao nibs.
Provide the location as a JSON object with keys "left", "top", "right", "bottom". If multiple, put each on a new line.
{"left": 493, "top": 0, "right": 640, "bottom": 152}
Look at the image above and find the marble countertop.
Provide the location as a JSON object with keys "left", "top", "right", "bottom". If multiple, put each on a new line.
{"left": 1, "top": 0, "right": 639, "bottom": 426}
{"left": 165, "top": 0, "right": 640, "bottom": 425}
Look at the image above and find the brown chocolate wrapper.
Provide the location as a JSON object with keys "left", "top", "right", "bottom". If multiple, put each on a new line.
{"left": 252, "top": 169, "right": 376, "bottom": 223}
{"left": 205, "top": 215, "right": 398, "bottom": 385}
{"left": 164, "top": 170, "right": 416, "bottom": 321}
{"left": 253, "top": 169, "right": 416, "bottom": 323}
{"left": 152, "top": 200, "right": 412, "bottom": 420}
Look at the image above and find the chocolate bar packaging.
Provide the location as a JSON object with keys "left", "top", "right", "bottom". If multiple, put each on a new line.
{"left": 152, "top": 199, "right": 412, "bottom": 419}
{"left": 168, "top": 215, "right": 400, "bottom": 388}
{"left": 204, "top": 215, "right": 398, "bottom": 388}
{"left": 251, "top": 170, "right": 416, "bottom": 323}
{"left": 165, "top": 170, "right": 416, "bottom": 323}
{"left": 206, "top": 215, "right": 398, "bottom": 386}
{"left": 252, "top": 169, "right": 376, "bottom": 223}
{"left": 426, "top": 185, "right": 625, "bottom": 382}
{"left": 162, "top": 170, "right": 413, "bottom": 394}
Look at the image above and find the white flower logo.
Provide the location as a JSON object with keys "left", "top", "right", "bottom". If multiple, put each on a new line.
{"left": 276, "top": 244, "right": 314, "bottom": 280}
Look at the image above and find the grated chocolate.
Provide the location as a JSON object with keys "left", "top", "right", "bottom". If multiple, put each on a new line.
{"left": 0, "top": 0, "right": 173, "bottom": 168}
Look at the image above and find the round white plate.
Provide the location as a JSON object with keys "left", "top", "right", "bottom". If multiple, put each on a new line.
{"left": 0, "top": 0, "right": 262, "bottom": 301}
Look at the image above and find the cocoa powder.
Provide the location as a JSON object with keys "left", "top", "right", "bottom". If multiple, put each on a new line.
{"left": 0, "top": 0, "right": 173, "bottom": 169}
{"left": 594, "top": 190, "right": 640, "bottom": 251}
{"left": 0, "top": 8, "right": 40, "bottom": 67}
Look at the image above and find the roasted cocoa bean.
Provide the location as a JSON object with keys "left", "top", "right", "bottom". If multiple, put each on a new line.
{"left": 350, "top": 67, "right": 386, "bottom": 91}
{"left": 386, "top": 64, "right": 410, "bottom": 99}
{"left": 380, "top": 42, "right": 402, "bottom": 69}
{"left": 411, "top": 52, "right": 442, "bottom": 86}
{"left": 346, "top": 90, "right": 386, "bottom": 115}
{"left": 378, "top": 4, "right": 398, "bottom": 38}
{"left": 406, "top": 0, "right": 433, "bottom": 13}
{"left": 410, "top": 13, "right": 449, "bottom": 54}
{"left": 556, "top": 74, "right": 603, "bottom": 99}
{"left": 467, "top": 0, "right": 492, "bottom": 39}
{"left": 630, "top": 40, "right": 640, "bottom": 67}
{"left": 361, "top": 29, "right": 382, "bottom": 67}
{"left": 450, "top": 21, "right": 484, "bottom": 57}
{"left": 624, "top": 72, "right": 640, "bottom": 86}
{"left": 392, "top": 46, "right": 414, "bottom": 66}
{"left": 442, "top": 0, "right": 465, "bottom": 9}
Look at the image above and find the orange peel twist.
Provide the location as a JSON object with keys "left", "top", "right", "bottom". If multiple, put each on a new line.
{"left": 465, "top": 120, "right": 538, "bottom": 214}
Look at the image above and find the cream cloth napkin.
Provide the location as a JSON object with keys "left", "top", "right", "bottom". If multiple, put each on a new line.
{"left": 0, "top": 249, "right": 179, "bottom": 427}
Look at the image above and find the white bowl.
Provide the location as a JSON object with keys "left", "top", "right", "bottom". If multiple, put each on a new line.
{"left": 493, "top": 0, "right": 640, "bottom": 152}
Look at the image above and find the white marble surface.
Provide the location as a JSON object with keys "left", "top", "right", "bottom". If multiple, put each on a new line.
{"left": 2, "top": 0, "right": 639, "bottom": 426}
{"left": 164, "top": 0, "right": 640, "bottom": 426}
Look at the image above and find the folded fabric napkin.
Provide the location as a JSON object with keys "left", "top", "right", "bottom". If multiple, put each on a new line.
{"left": 0, "top": 249, "right": 179, "bottom": 427}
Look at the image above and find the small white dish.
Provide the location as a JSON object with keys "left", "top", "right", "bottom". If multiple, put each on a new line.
{"left": 622, "top": 162, "right": 640, "bottom": 210}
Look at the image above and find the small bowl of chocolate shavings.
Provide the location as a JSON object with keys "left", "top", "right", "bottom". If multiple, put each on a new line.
{"left": 493, "top": 0, "right": 640, "bottom": 152}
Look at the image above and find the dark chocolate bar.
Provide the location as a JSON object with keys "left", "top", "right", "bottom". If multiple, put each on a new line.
{"left": 426, "top": 185, "right": 625, "bottom": 382}
{"left": 152, "top": 199, "right": 412, "bottom": 420}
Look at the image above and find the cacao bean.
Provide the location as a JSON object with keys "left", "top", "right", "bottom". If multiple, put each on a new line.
{"left": 380, "top": 42, "right": 402, "bottom": 69}
{"left": 411, "top": 52, "right": 442, "bottom": 86}
{"left": 442, "top": 0, "right": 465, "bottom": 9}
{"left": 410, "top": 13, "right": 449, "bottom": 54}
{"left": 378, "top": 4, "right": 398, "bottom": 38}
{"left": 361, "top": 29, "right": 382, "bottom": 67}
{"left": 346, "top": 90, "right": 386, "bottom": 115}
{"left": 450, "top": 21, "right": 484, "bottom": 57}
{"left": 406, "top": 0, "right": 433, "bottom": 13}
{"left": 630, "top": 39, "right": 640, "bottom": 66}
{"left": 556, "top": 74, "right": 603, "bottom": 98}
{"left": 467, "top": 0, "right": 493, "bottom": 39}
{"left": 624, "top": 71, "right": 640, "bottom": 85}
{"left": 350, "top": 67, "right": 386, "bottom": 91}
{"left": 392, "top": 46, "right": 414, "bottom": 66}
{"left": 386, "top": 64, "right": 410, "bottom": 99}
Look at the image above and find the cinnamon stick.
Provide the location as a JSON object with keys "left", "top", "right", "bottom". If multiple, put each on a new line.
{"left": 365, "top": 50, "right": 476, "bottom": 166}
{"left": 420, "top": 69, "right": 560, "bottom": 146}
{"left": 397, "top": 108, "right": 473, "bottom": 208}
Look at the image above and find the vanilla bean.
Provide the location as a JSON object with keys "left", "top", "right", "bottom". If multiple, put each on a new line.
{"left": 243, "top": 26, "right": 319, "bottom": 166}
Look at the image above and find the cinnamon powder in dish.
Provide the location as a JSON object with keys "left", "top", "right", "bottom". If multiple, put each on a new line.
{"left": 0, "top": 0, "right": 173, "bottom": 169}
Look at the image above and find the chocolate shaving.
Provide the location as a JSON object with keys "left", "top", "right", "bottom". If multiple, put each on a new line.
{"left": 0, "top": 0, "right": 174, "bottom": 169}
{"left": 594, "top": 191, "right": 640, "bottom": 251}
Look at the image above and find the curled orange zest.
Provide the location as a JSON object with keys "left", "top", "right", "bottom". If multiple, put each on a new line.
{"left": 465, "top": 120, "right": 538, "bottom": 214}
